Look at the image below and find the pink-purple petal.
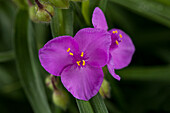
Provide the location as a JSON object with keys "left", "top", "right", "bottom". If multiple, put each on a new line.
{"left": 107, "top": 64, "right": 121, "bottom": 81}
{"left": 61, "top": 65, "right": 104, "bottom": 101}
{"left": 109, "top": 29, "right": 135, "bottom": 69}
{"left": 74, "top": 28, "right": 111, "bottom": 67}
{"left": 39, "top": 36, "right": 79, "bottom": 76}
{"left": 107, "top": 54, "right": 121, "bottom": 80}
{"left": 92, "top": 7, "right": 108, "bottom": 31}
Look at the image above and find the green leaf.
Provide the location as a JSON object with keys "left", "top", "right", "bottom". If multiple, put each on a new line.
{"left": 62, "top": 6, "right": 74, "bottom": 36}
{"left": 99, "top": 0, "right": 108, "bottom": 12}
{"left": 14, "top": 9, "right": 52, "bottom": 113}
{"left": 13, "top": 0, "right": 28, "bottom": 9}
{"left": 50, "top": 8, "right": 64, "bottom": 37}
{"left": 109, "top": 0, "right": 170, "bottom": 28}
{"left": 71, "top": 0, "right": 86, "bottom": 1}
{"left": 118, "top": 66, "right": 170, "bottom": 82}
{"left": 0, "top": 51, "right": 14, "bottom": 62}
{"left": 82, "top": 0, "right": 90, "bottom": 25}
{"left": 49, "top": 0, "right": 69, "bottom": 9}
{"left": 76, "top": 99, "right": 94, "bottom": 113}
{"left": 51, "top": 6, "right": 73, "bottom": 37}
{"left": 90, "top": 93, "right": 109, "bottom": 113}
{"left": 40, "top": 0, "right": 69, "bottom": 9}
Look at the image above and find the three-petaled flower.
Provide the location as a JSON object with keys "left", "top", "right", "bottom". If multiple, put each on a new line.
{"left": 92, "top": 7, "right": 135, "bottom": 80}
{"left": 39, "top": 28, "right": 111, "bottom": 101}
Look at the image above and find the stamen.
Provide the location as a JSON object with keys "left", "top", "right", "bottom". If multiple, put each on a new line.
{"left": 69, "top": 52, "right": 73, "bottom": 56}
{"left": 112, "top": 30, "right": 118, "bottom": 34}
{"left": 67, "top": 48, "right": 71, "bottom": 52}
{"left": 115, "top": 40, "right": 119, "bottom": 45}
{"left": 119, "top": 34, "right": 122, "bottom": 38}
{"left": 76, "top": 61, "right": 81, "bottom": 66}
{"left": 82, "top": 60, "right": 85, "bottom": 66}
{"left": 81, "top": 52, "right": 84, "bottom": 57}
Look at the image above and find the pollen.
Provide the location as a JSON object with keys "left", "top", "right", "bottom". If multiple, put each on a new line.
{"left": 113, "top": 30, "right": 118, "bottom": 34}
{"left": 81, "top": 52, "right": 84, "bottom": 57}
{"left": 69, "top": 52, "right": 73, "bottom": 56}
{"left": 67, "top": 48, "right": 71, "bottom": 52}
{"left": 82, "top": 60, "right": 85, "bottom": 66}
{"left": 76, "top": 61, "right": 81, "bottom": 66}
{"left": 115, "top": 40, "right": 119, "bottom": 45}
{"left": 119, "top": 34, "right": 122, "bottom": 38}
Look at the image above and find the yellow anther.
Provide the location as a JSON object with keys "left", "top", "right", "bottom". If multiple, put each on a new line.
{"left": 119, "top": 34, "right": 122, "bottom": 38}
{"left": 69, "top": 52, "right": 73, "bottom": 56}
{"left": 81, "top": 52, "right": 84, "bottom": 57}
{"left": 67, "top": 48, "right": 71, "bottom": 52}
{"left": 113, "top": 30, "right": 118, "bottom": 34}
{"left": 82, "top": 60, "right": 85, "bottom": 66}
{"left": 76, "top": 61, "right": 81, "bottom": 66}
{"left": 115, "top": 40, "right": 119, "bottom": 45}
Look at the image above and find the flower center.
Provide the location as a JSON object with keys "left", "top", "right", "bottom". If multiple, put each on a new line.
{"left": 67, "top": 48, "right": 86, "bottom": 67}
{"left": 112, "top": 30, "right": 123, "bottom": 46}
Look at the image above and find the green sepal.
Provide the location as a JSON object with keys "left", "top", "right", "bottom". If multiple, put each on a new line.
{"left": 99, "top": 79, "right": 111, "bottom": 98}
{"left": 29, "top": 3, "right": 54, "bottom": 23}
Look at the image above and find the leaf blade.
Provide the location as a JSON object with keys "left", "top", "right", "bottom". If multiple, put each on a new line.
{"left": 76, "top": 99, "right": 94, "bottom": 113}
{"left": 90, "top": 93, "right": 109, "bottom": 113}
{"left": 14, "top": 9, "right": 52, "bottom": 113}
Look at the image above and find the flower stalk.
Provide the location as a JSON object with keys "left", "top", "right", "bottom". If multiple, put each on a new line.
{"left": 27, "top": 0, "right": 33, "bottom": 6}
{"left": 35, "top": 0, "right": 43, "bottom": 9}
{"left": 90, "top": 93, "right": 108, "bottom": 113}
{"left": 51, "top": 75, "right": 58, "bottom": 91}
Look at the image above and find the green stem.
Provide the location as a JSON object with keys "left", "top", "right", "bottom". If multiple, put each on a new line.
{"left": 76, "top": 99, "right": 94, "bottom": 113}
{"left": 90, "top": 93, "right": 109, "bottom": 113}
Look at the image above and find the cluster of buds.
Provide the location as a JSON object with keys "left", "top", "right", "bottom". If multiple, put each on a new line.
{"left": 29, "top": 3, "right": 54, "bottom": 23}
{"left": 13, "top": 0, "right": 87, "bottom": 23}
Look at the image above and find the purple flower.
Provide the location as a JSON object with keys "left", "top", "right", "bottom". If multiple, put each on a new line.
{"left": 39, "top": 28, "right": 111, "bottom": 101}
{"left": 92, "top": 7, "right": 135, "bottom": 80}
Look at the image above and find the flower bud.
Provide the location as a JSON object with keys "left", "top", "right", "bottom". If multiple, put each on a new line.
{"left": 45, "top": 76, "right": 53, "bottom": 90}
{"left": 99, "top": 79, "right": 111, "bottom": 98}
{"left": 29, "top": 6, "right": 38, "bottom": 22}
{"left": 53, "top": 90, "right": 69, "bottom": 110}
{"left": 29, "top": 3, "right": 54, "bottom": 23}
{"left": 49, "top": 0, "right": 69, "bottom": 9}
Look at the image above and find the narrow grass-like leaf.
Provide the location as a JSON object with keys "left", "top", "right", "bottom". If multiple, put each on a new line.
{"left": 50, "top": 8, "right": 63, "bottom": 37}
{"left": 62, "top": 6, "right": 73, "bottom": 36}
{"left": 82, "top": 0, "right": 90, "bottom": 25}
{"left": 109, "top": 0, "right": 170, "bottom": 28}
{"left": 90, "top": 93, "right": 109, "bottom": 113}
{"left": 99, "top": 0, "right": 108, "bottom": 12}
{"left": 76, "top": 99, "right": 94, "bottom": 113}
{"left": 14, "top": 9, "right": 52, "bottom": 113}
{"left": 0, "top": 51, "right": 14, "bottom": 62}
{"left": 51, "top": 6, "right": 73, "bottom": 37}
{"left": 119, "top": 66, "right": 170, "bottom": 82}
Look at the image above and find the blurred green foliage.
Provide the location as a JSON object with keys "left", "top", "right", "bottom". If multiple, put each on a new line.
{"left": 0, "top": 0, "right": 170, "bottom": 113}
